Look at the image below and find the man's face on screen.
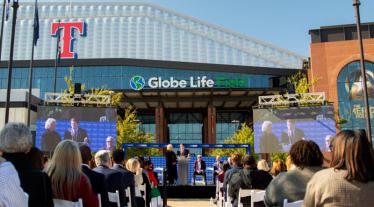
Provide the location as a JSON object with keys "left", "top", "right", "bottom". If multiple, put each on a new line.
{"left": 71, "top": 120, "right": 78, "bottom": 130}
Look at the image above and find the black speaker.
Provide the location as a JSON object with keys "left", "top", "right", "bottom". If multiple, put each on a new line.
{"left": 269, "top": 77, "right": 280, "bottom": 88}
{"left": 74, "top": 83, "right": 81, "bottom": 94}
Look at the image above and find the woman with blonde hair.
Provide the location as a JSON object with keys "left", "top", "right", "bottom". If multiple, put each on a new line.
{"left": 257, "top": 159, "right": 270, "bottom": 172}
{"left": 45, "top": 140, "right": 98, "bottom": 207}
{"left": 270, "top": 160, "right": 287, "bottom": 177}
{"left": 126, "top": 158, "right": 146, "bottom": 207}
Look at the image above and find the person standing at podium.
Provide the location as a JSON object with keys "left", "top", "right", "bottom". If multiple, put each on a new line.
{"left": 177, "top": 144, "right": 190, "bottom": 185}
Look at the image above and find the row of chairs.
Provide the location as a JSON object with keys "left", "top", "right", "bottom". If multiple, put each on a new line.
{"left": 214, "top": 181, "right": 303, "bottom": 207}
{"left": 52, "top": 186, "right": 134, "bottom": 207}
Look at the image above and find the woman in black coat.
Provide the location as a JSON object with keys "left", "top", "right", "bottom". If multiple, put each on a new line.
{"left": 165, "top": 144, "right": 178, "bottom": 185}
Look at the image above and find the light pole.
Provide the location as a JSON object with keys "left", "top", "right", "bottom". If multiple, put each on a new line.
{"left": 353, "top": 0, "right": 372, "bottom": 144}
{"left": 4, "top": 0, "right": 19, "bottom": 124}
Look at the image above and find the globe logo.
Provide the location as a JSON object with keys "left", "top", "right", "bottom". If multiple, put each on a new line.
{"left": 130, "top": 75, "right": 145, "bottom": 90}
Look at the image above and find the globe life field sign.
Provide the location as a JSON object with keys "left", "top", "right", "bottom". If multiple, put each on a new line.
{"left": 130, "top": 75, "right": 248, "bottom": 90}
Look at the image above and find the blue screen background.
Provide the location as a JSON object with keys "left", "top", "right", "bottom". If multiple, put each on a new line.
{"left": 36, "top": 120, "right": 116, "bottom": 152}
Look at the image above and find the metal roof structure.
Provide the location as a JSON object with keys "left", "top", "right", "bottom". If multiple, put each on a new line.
{"left": 1, "top": 1, "right": 305, "bottom": 68}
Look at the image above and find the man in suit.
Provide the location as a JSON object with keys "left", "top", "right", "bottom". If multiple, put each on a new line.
{"left": 281, "top": 119, "right": 305, "bottom": 146}
{"left": 193, "top": 155, "right": 207, "bottom": 185}
{"left": 79, "top": 145, "right": 109, "bottom": 207}
{"left": 64, "top": 117, "right": 89, "bottom": 143}
{"left": 177, "top": 143, "right": 190, "bottom": 158}
{"left": 94, "top": 150, "right": 126, "bottom": 207}
{"left": 111, "top": 149, "right": 137, "bottom": 207}
{"left": 213, "top": 155, "right": 223, "bottom": 184}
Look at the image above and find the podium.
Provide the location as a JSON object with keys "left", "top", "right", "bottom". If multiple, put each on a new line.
{"left": 178, "top": 156, "right": 189, "bottom": 185}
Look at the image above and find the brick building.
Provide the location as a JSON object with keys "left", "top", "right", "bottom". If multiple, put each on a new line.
{"left": 309, "top": 22, "right": 374, "bottom": 142}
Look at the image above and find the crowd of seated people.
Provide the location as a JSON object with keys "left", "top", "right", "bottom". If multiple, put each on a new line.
{"left": 2, "top": 122, "right": 374, "bottom": 207}
{"left": 0, "top": 122, "right": 159, "bottom": 207}
{"left": 216, "top": 130, "right": 374, "bottom": 207}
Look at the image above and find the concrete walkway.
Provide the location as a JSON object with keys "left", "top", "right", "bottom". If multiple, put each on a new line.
{"left": 167, "top": 199, "right": 212, "bottom": 207}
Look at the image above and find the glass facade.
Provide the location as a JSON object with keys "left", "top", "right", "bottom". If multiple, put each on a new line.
{"left": 216, "top": 112, "right": 248, "bottom": 144}
{"left": 0, "top": 65, "right": 273, "bottom": 99}
{"left": 168, "top": 112, "right": 203, "bottom": 155}
{"left": 337, "top": 61, "right": 374, "bottom": 142}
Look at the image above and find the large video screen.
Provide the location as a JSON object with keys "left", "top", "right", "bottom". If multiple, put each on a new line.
{"left": 36, "top": 106, "right": 117, "bottom": 153}
{"left": 253, "top": 105, "right": 336, "bottom": 153}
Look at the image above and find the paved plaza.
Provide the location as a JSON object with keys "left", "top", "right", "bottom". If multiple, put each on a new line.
{"left": 167, "top": 199, "right": 211, "bottom": 207}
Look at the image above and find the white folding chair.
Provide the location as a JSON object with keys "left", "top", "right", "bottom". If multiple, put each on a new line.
{"left": 224, "top": 184, "right": 233, "bottom": 207}
{"left": 250, "top": 190, "right": 265, "bottom": 207}
{"left": 216, "top": 181, "right": 224, "bottom": 207}
{"left": 98, "top": 194, "right": 102, "bottom": 207}
{"left": 283, "top": 199, "right": 303, "bottom": 207}
{"left": 138, "top": 184, "right": 147, "bottom": 202}
{"left": 238, "top": 189, "right": 252, "bottom": 207}
{"left": 125, "top": 187, "right": 132, "bottom": 207}
{"left": 53, "top": 199, "right": 83, "bottom": 207}
{"left": 108, "top": 190, "right": 120, "bottom": 207}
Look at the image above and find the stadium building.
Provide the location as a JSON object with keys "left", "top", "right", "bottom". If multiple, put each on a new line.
{"left": 0, "top": 1, "right": 305, "bottom": 146}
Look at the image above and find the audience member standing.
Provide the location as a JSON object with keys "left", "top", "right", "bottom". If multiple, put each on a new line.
{"left": 264, "top": 140, "right": 323, "bottom": 207}
{"left": 218, "top": 162, "right": 230, "bottom": 183}
{"left": 94, "top": 150, "right": 126, "bottom": 207}
{"left": 0, "top": 151, "right": 28, "bottom": 207}
{"left": 0, "top": 123, "right": 53, "bottom": 207}
{"left": 304, "top": 130, "right": 374, "bottom": 207}
{"left": 165, "top": 144, "right": 178, "bottom": 185}
{"left": 213, "top": 155, "right": 223, "bottom": 184}
{"left": 79, "top": 145, "right": 109, "bottom": 207}
{"left": 45, "top": 140, "right": 99, "bottom": 207}
{"left": 229, "top": 155, "right": 272, "bottom": 207}
{"left": 112, "top": 149, "right": 137, "bottom": 207}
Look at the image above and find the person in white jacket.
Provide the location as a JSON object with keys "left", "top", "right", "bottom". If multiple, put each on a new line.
{"left": 0, "top": 152, "right": 28, "bottom": 207}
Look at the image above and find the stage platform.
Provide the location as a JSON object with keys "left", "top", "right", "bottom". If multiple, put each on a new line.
{"left": 164, "top": 185, "right": 216, "bottom": 198}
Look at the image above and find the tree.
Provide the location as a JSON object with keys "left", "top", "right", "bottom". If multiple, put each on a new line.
{"left": 117, "top": 106, "right": 161, "bottom": 158}
{"left": 212, "top": 123, "right": 256, "bottom": 159}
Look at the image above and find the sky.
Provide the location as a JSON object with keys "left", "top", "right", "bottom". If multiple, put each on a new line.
{"left": 31, "top": 0, "right": 374, "bottom": 57}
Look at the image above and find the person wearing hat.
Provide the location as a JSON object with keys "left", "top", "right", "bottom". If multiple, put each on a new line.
{"left": 102, "top": 136, "right": 115, "bottom": 152}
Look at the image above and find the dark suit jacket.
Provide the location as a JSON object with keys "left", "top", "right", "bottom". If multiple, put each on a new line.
{"left": 93, "top": 165, "right": 126, "bottom": 207}
{"left": 41, "top": 130, "right": 61, "bottom": 152}
{"left": 82, "top": 165, "right": 109, "bottom": 207}
{"left": 281, "top": 128, "right": 305, "bottom": 145}
{"left": 3, "top": 153, "right": 54, "bottom": 207}
{"left": 64, "top": 127, "right": 88, "bottom": 143}
{"left": 194, "top": 160, "right": 206, "bottom": 172}
{"left": 112, "top": 164, "right": 137, "bottom": 207}
{"left": 177, "top": 149, "right": 190, "bottom": 157}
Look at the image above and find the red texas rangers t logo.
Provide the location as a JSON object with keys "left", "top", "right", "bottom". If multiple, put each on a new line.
{"left": 51, "top": 22, "right": 86, "bottom": 59}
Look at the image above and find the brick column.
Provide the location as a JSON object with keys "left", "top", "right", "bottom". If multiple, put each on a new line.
{"left": 155, "top": 105, "right": 166, "bottom": 143}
